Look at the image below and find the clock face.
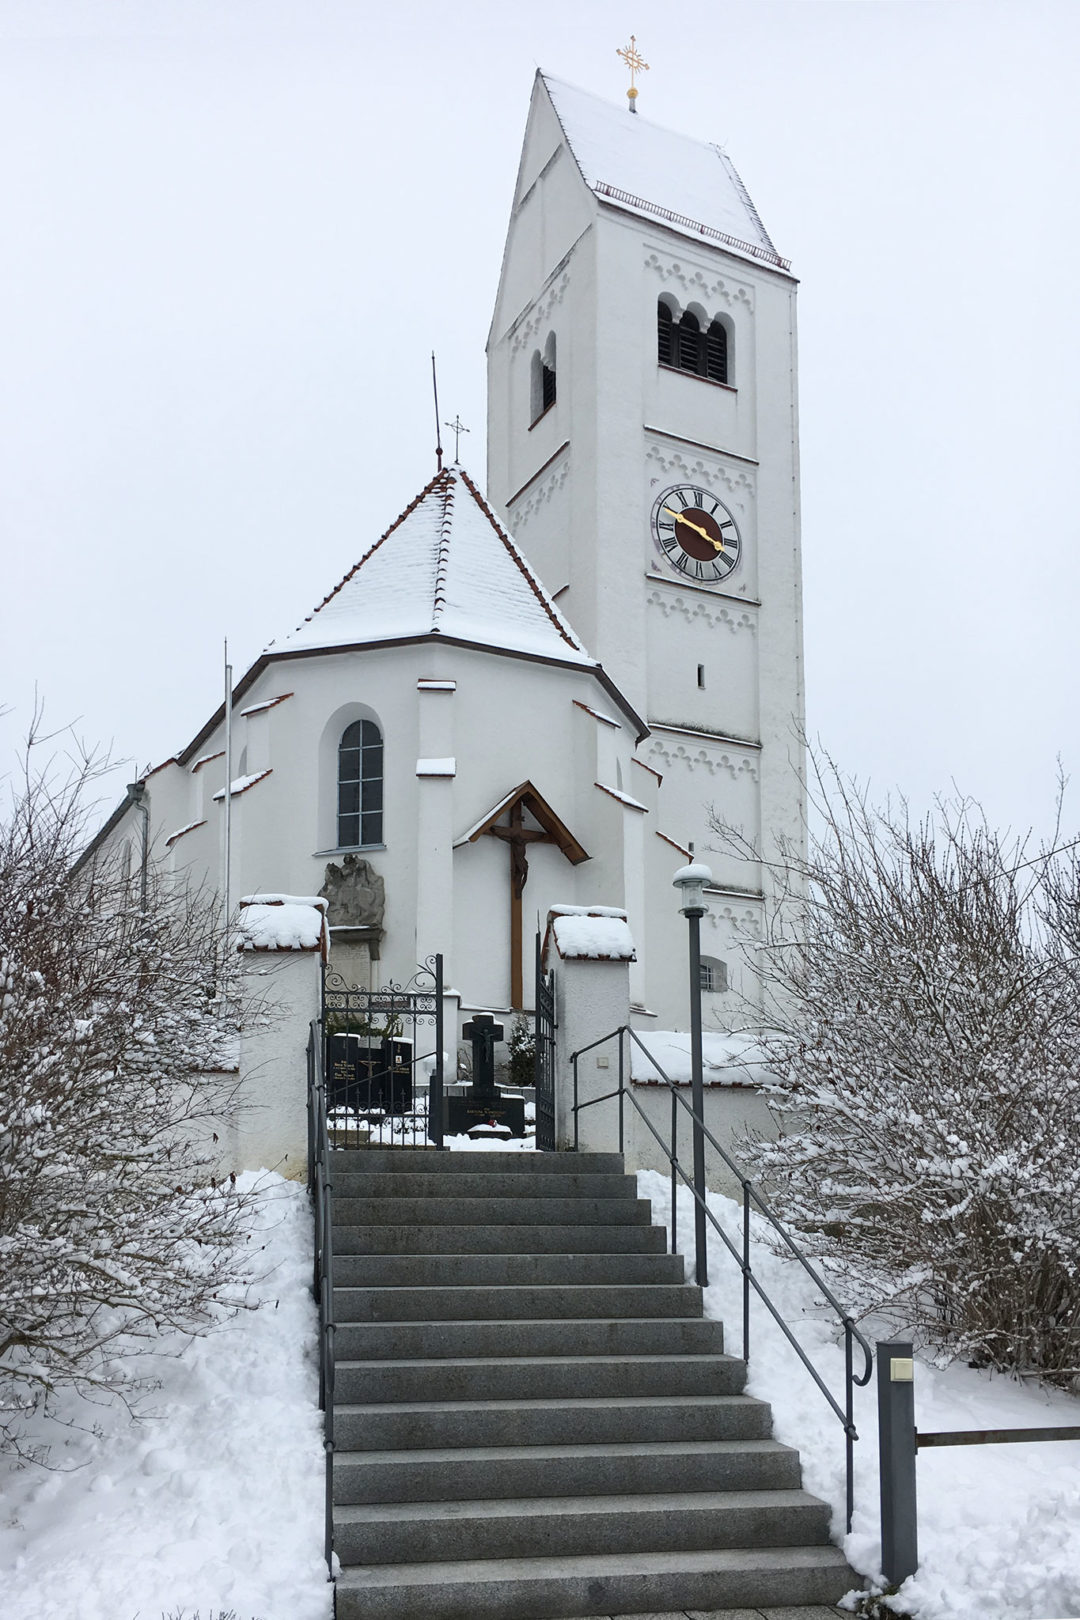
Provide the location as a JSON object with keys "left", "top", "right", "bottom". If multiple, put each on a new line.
{"left": 651, "top": 483, "right": 741, "bottom": 584}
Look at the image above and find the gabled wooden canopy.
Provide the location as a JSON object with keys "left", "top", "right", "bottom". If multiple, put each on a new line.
{"left": 454, "top": 781, "right": 589, "bottom": 866}
{"left": 455, "top": 782, "right": 589, "bottom": 1009}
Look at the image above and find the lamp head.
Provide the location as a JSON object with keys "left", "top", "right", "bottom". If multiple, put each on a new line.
{"left": 672, "top": 861, "right": 712, "bottom": 917}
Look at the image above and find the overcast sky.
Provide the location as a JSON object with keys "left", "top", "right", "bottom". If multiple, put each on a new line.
{"left": 1, "top": 0, "right": 1077, "bottom": 841}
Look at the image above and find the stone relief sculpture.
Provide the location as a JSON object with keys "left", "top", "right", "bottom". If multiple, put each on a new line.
{"left": 319, "top": 855, "right": 385, "bottom": 932}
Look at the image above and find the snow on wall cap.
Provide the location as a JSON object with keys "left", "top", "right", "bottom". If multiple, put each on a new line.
{"left": 191, "top": 750, "right": 225, "bottom": 773}
{"left": 549, "top": 904, "right": 628, "bottom": 918}
{"left": 416, "top": 757, "right": 456, "bottom": 777}
{"left": 165, "top": 820, "right": 206, "bottom": 849}
{"left": 546, "top": 905, "right": 636, "bottom": 962}
{"left": 212, "top": 768, "right": 272, "bottom": 802}
{"left": 239, "top": 692, "right": 293, "bottom": 718}
{"left": 236, "top": 895, "right": 329, "bottom": 958}
{"left": 239, "top": 894, "right": 329, "bottom": 912}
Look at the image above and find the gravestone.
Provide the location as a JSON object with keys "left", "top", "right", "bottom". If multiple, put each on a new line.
{"left": 445, "top": 1013, "right": 526, "bottom": 1140}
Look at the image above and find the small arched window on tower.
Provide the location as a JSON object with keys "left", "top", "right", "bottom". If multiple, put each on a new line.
{"left": 530, "top": 332, "right": 557, "bottom": 424}
{"left": 338, "top": 719, "right": 383, "bottom": 847}
{"left": 658, "top": 300, "right": 731, "bottom": 386}
{"left": 699, "top": 956, "right": 729, "bottom": 994}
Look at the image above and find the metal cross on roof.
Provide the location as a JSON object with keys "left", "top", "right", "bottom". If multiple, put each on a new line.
{"left": 444, "top": 414, "right": 470, "bottom": 462}
{"left": 616, "top": 35, "right": 649, "bottom": 112}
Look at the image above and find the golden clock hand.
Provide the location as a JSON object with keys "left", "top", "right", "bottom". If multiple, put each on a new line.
{"left": 662, "top": 506, "right": 725, "bottom": 552}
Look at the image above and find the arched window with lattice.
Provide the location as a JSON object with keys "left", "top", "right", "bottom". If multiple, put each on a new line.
{"left": 338, "top": 718, "right": 383, "bottom": 848}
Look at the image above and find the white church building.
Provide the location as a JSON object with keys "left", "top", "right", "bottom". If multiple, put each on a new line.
{"left": 86, "top": 71, "right": 806, "bottom": 1166}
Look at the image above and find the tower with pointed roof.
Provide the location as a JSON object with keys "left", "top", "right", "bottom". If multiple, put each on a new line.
{"left": 487, "top": 73, "right": 806, "bottom": 1011}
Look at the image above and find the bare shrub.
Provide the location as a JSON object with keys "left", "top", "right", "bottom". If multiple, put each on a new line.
{"left": 0, "top": 721, "right": 258, "bottom": 1456}
{"left": 713, "top": 752, "right": 1080, "bottom": 1382}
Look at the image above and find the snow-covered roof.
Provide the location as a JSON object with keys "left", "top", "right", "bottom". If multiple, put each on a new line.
{"left": 541, "top": 74, "right": 788, "bottom": 272}
{"left": 271, "top": 465, "right": 595, "bottom": 668}
{"left": 545, "top": 905, "right": 636, "bottom": 963}
{"left": 236, "top": 895, "right": 329, "bottom": 957}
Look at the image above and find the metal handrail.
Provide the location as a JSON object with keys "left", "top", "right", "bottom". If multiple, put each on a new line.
{"left": 570, "top": 1024, "right": 873, "bottom": 1532}
{"left": 307, "top": 1019, "right": 336, "bottom": 1585}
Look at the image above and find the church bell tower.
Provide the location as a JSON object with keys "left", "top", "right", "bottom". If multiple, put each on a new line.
{"left": 486, "top": 70, "right": 806, "bottom": 900}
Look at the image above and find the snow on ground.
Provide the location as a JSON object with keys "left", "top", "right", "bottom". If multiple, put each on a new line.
{"left": 639, "top": 1169, "right": 1080, "bottom": 1620}
{"left": 0, "top": 1172, "right": 330, "bottom": 1620}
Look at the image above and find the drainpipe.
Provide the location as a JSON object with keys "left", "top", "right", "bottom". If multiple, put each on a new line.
{"left": 126, "top": 781, "right": 150, "bottom": 913}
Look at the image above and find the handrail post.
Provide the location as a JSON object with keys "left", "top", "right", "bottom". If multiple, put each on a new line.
{"left": 844, "top": 1320, "right": 855, "bottom": 1533}
{"left": 431, "top": 952, "right": 445, "bottom": 1149}
{"left": 573, "top": 1053, "right": 580, "bottom": 1150}
{"left": 878, "top": 1341, "right": 918, "bottom": 1586}
{"left": 617, "top": 1029, "right": 625, "bottom": 1155}
{"left": 687, "top": 908, "right": 708, "bottom": 1288}
{"left": 742, "top": 1178, "right": 751, "bottom": 1364}
{"left": 670, "top": 1084, "right": 678, "bottom": 1255}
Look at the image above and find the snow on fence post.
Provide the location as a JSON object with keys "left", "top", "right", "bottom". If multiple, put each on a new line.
{"left": 878, "top": 1340, "right": 919, "bottom": 1587}
{"left": 543, "top": 906, "right": 634, "bottom": 1153}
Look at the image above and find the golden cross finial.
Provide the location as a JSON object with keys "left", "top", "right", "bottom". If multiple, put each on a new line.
{"left": 616, "top": 34, "right": 649, "bottom": 113}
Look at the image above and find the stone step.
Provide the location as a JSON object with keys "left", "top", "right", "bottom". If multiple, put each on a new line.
{"left": 334, "top": 1543, "right": 856, "bottom": 1620}
{"left": 333, "top": 1283, "right": 703, "bottom": 1323}
{"left": 337, "top": 1393, "right": 773, "bottom": 1452}
{"left": 332, "top": 1195, "right": 654, "bottom": 1227}
{"left": 329, "top": 1149, "right": 626, "bottom": 1174}
{"left": 333, "top": 1222, "right": 670, "bottom": 1255}
{"left": 334, "top": 1488, "right": 832, "bottom": 1566}
{"left": 333, "top": 1251, "right": 686, "bottom": 1289}
{"left": 334, "top": 1316, "right": 728, "bottom": 1362}
{"left": 333, "top": 1439, "right": 803, "bottom": 1506}
{"left": 330, "top": 1171, "right": 638, "bottom": 1201}
{"left": 335, "top": 1352, "right": 747, "bottom": 1404}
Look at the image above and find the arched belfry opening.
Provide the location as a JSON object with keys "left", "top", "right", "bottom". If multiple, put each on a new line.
{"left": 455, "top": 781, "right": 588, "bottom": 1008}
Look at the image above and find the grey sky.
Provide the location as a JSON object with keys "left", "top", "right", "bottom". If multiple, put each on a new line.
{"left": 2, "top": 0, "right": 1077, "bottom": 840}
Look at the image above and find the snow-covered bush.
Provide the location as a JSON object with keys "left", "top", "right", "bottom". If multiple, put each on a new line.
{"left": 0, "top": 726, "right": 258, "bottom": 1458}
{"left": 714, "top": 754, "right": 1080, "bottom": 1382}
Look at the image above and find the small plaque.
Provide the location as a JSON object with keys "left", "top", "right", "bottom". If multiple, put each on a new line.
{"left": 890, "top": 1357, "right": 915, "bottom": 1382}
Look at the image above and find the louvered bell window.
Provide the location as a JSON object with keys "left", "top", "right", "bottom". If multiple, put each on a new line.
{"left": 541, "top": 362, "right": 556, "bottom": 411}
{"left": 659, "top": 301, "right": 730, "bottom": 386}
{"left": 706, "top": 321, "right": 728, "bottom": 384}
{"left": 338, "top": 719, "right": 383, "bottom": 847}
{"left": 657, "top": 302, "right": 674, "bottom": 366}
{"left": 677, "top": 311, "right": 704, "bottom": 374}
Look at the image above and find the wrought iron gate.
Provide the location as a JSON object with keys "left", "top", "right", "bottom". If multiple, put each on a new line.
{"left": 322, "top": 954, "right": 444, "bottom": 1149}
{"left": 534, "top": 933, "right": 556, "bottom": 1152}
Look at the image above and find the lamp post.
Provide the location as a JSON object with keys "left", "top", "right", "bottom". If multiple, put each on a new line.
{"left": 672, "top": 861, "right": 712, "bottom": 1287}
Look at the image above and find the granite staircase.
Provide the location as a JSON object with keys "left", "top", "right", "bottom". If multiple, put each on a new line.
{"left": 330, "top": 1148, "right": 855, "bottom": 1620}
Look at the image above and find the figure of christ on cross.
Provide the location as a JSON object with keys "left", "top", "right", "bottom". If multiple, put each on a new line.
{"left": 467, "top": 783, "right": 588, "bottom": 1010}
{"left": 487, "top": 801, "right": 555, "bottom": 1009}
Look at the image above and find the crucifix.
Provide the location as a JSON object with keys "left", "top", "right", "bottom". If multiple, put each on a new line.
{"left": 486, "top": 800, "right": 555, "bottom": 1009}
{"left": 444, "top": 414, "right": 470, "bottom": 462}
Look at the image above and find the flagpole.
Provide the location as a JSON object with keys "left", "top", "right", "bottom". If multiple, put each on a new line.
{"left": 223, "top": 640, "right": 233, "bottom": 949}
